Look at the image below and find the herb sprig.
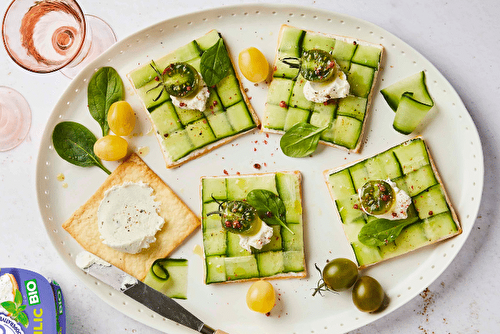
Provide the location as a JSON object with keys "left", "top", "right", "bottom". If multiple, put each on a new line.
{"left": 1, "top": 289, "right": 29, "bottom": 327}
{"left": 246, "top": 189, "right": 294, "bottom": 235}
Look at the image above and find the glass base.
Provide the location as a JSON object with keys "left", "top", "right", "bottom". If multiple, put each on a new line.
{"left": 60, "top": 15, "right": 117, "bottom": 79}
{"left": 0, "top": 87, "right": 32, "bottom": 152}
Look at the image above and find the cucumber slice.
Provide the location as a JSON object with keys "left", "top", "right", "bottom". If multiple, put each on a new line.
{"left": 347, "top": 63, "right": 375, "bottom": 98}
{"left": 335, "top": 194, "right": 364, "bottom": 225}
{"left": 274, "top": 59, "right": 300, "bottom": 80}
{"left": 143, "top": 258, "right": 188, "bottom": 299}
{"left": 393, "top": 138, "right": 430, "bottom": 174}
{"left": 283, "top": 251, "right": 305, "bottom": 272}
{"left": 161, "top": 129, "right": 194, "bottom": 162}
{"left": 404, "top": 165, "right": 437, "bottom": 197}
{"left": 332, "top": 115, "right": 363, "bottom": 149}
{"left": 351, "top": 44, "right": 382, "bottom": 68}
{"left": 203, "top": 228, "right": 227, "bottom": 256}
{"left": 376, "top": 150, "right": 402, "bottom": 179}
{"left": 328, "top": 169, "right": 356, "bottom": 199}
{"left": 413, "top": 184, "right": 449, "bottom": 220}
{"left": 216, "top": 75, "right": 243, "bottom": 108}
{"left": 282, "top": 223, "right": 304, "bottom": 251}
{"left": 206, "top": 256, "right": 226, "bottom": 284}
{"left": 129, "top": 64, "right": 157, "bottom": 89}
{"left": 264, "top": 104, "right": 287, "bottom": 130}
{"left": 226, "top": 101, "right": 255, "bottom": 132}
{"left": 351, "top": 241, "right": 382, "bottom": 267}
{"left": 393, "top": 94, "right": 433, "bottom": 135}
{"left": 185, "top": 119, "right": 216, "bottom": 149}
{"left": 284, "top": 107, "right": 311, "bottom": 131}
{"left": 137, "top": 80, "right": 170, "bottom": 110}
{"left": 365, "top": 157, "right": 388, "bottom": 180}
{"left": 266, "top": 78, "right": 294, "bottom": 106}
{"left": 202, "top": 178, "right": 227, "bottom": 203}
{"left": 302, "top": 32, "right": 335, "bottom": 53}
{"left": 332, "top": 39, "right": 357, "bottom": 61}
{"left": 257, "top": 251, "right": 285, "bottom": 277}
{"left": 226, "top": 174, "right": 278, "bottom": 201}
{"left": 423, "top": 212, "right": 458, "bottom": 241}
{"left": 278, "top": 26, "right": 305, "bottom": 58}
{"left": 207, "top": 112, "right": 236, "bottom": 139}
{"left": 289, "top": 75, "right": 313, "bottom": 110}
{"left": 175, "top": 106, "right": 204, "bottom": 126}
{"left": 156, "top": 41, "right": 201, "bottom": 70}
{"left": 204, "top": 87, "right": 223, "bottom": 115}
{"left": 277, "top": 172, "right": 303, "bottom": 224}
{"left": 337, "top": 96, "right": 367, "bottom": 122}
{"left": 381, "top": 71, "right": 433, "bottom": 111}
{"left": 226, "top": 232, "right": 252, "bottom": 257}
{"left": 254, "top": 225, "right": 282, "bottom": 253}
{"left": 202, "top": 202, "right": 223, "bottom": 231}
{"left": 196, "top": 30, "right": 221, "bottom": 51}
{"left": 150, "top": 101, "right": 182, "bottom": 136}
{"left": 224, "top": 256, "right": 259, "bottom": 280}
{"left": 349, "top": 161, "right": 369, "bottom": 191}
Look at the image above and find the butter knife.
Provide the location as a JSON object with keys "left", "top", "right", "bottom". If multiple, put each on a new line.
{"left": 77, "top": 252, "right": 227, "bottom": 334}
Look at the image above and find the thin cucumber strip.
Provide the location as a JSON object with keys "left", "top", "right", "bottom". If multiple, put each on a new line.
{"left": 144, "top": 258, "right": 188, "bottom": 299}
{"left": 393, "top": 94, "right": 433, "bottom": 135}
{"left": 381, "top": 71, "right": 434, "bottom": 111}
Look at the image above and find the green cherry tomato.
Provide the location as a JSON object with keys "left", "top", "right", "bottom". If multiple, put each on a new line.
{"left": 352, "top": 276, "right": 385, "bottom": 312}
{"left": 359, "top": 180, "right": 395, "bottom": 215}
{"left": 322, "top": 258, "right": 359, "bottom": 291}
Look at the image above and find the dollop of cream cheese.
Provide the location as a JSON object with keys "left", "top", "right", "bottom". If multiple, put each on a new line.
{"left": 303, "top": 66, "right": 350, "bottom": 103}
{"left": 98, "top": 182, "right": 165, "bottom": 254}
{"left": 359, "top": 179, "right": 412, "bottom": 220}
{"left": 0, "top": 274, "right": 15, "bottom": 315}
{"left": 171, "top": 77, "right": 210, "bottom": 112}
{"left": 239, "top": 220, "right": 274, "bottom": 252}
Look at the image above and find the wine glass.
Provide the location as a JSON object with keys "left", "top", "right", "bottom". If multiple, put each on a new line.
{"left": 2, "top": 0, "right": 117, "bottom": 78}
{"left": 1, "top": 0, "right": 116, "bottom": 151}
{"left": 0, "top": 86, "right": 31, "bottom": 151}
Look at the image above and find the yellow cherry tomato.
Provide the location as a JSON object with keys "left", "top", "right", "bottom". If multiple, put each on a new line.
{"left": 238, "top": 47, "right": 269, "bottom": 83}
{"left": 246, "top": 280, "right": 275, "bottom": 313}
{"left": 94, "top": 135, "right": 128, "bottom": 161}
{"left": 107, "top": 101, "right": 136, "bottom": 136}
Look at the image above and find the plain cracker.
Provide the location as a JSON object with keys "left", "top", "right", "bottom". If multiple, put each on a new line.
{"left": 62, "top": 154, "right": 200, "bottom": 281}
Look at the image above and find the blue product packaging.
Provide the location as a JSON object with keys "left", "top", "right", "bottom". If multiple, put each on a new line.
{"left": 0, "top": 268, "right": 66, "bottom": 334}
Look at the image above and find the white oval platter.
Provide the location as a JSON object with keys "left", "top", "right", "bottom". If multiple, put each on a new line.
{"left": 36, "top": 4, "right": 483, "bottom": 334}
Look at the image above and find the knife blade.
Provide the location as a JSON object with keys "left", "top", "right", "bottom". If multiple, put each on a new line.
{"left": 76, "top": 252, "right": 227, "bottom": 334}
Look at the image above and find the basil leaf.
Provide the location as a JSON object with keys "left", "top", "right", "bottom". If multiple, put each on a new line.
{"left": 280, "top": 122, "right": 328, "bottom": 158}
{"left": 358, "top": 215, "right": 419, "bottom": 247}
{"left": 52, "top": 121, "right": 111, "bottom": 175}
{"left": 14, "top": 289, "right": 22, "bottom": 306}
{"left": 246, "top": 189, "right": 294, "bottom": 235}
{"left": 88, "top": 67, "right": 124, "bottom": 136}
{"left": 1, "top": 301, "right": 17, "bottom": 314}
{"left": 16, "top": 311, "right": 29, "bottom": 328}
{"left": 200, "top": 38, "right": 232, "bottom": 87}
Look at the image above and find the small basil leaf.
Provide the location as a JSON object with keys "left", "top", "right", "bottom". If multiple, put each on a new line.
{"left": 52, "top": 121, "right": 111, "bottom": 175}
{"left": 16, "top": 311, "right": 29, "bottom": 328}
{"left": 200, "top": 38, "right": 232, "bottom": 87}
{"left": 1, "top": 301, "right": 17, "bottom": 314}
{"left": 246, "top": 189, "right": 294, "bottom": 235}
{"left": 14, "top": 289, "right": 22, "bottom": 306}
{"left": 358, "top": 216, "right": 419, "bottom": 247}
{"left": 280, "top": 122, "right": 328, "bottom": 158}
{"left": 88, "top": 67, "right": 124, "bottom": 136}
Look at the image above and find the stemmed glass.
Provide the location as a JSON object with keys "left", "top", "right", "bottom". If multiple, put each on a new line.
{"left": 1, "top": 0, "right": 117, "bottom": 150}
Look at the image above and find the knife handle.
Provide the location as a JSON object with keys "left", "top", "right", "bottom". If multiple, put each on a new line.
{"left": 214, "top": 331, "right": 228, "bottom": 334}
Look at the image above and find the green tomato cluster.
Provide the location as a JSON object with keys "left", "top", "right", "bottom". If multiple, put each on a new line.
{"left": 314, "top": 258, "right": 386, "bottom": 313}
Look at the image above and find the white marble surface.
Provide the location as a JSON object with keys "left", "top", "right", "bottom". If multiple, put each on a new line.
{"left": 1, "top": 0, "right": 499, "bottom": 333}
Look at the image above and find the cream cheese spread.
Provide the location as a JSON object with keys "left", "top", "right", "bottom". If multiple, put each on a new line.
{"left": 0, "top": 274, "right": 15, "bottom": 315}
{"left": 75, "top": 251, "right": 111, "bottom": 270}
{"left": 171, "top": 77, "right": 210, "bottom": 112}
{"left": 360, "top": 179, "right": 412, "bottom": 220}
{"left": 97, "top": 182, "right": 165, "bottom": 254}
{"left": 239, "top": 220, "right": 274, "bottom": 252}
{"left": 303, "top": 67, "right": 350, "bottom": 103}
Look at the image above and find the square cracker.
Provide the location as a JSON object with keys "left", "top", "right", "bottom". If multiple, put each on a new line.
{"left": 63, "top": 154, "right": 200, "bottom": 281}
